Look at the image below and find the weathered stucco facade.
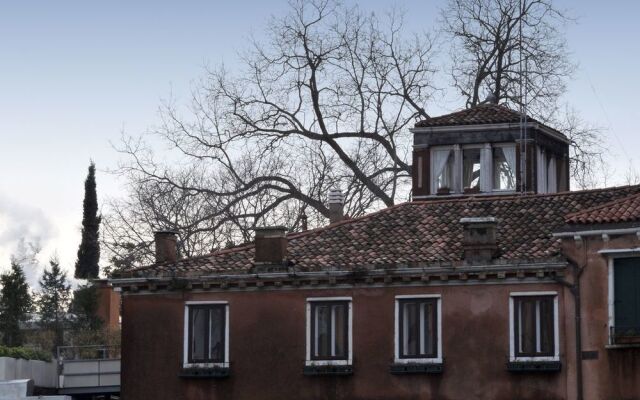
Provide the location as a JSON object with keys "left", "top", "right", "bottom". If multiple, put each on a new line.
{"left": 112, "top": 105, "right": 640, "bottom": 399}
{"left": 121, "top": 281, "right": 575, "bottom": 400}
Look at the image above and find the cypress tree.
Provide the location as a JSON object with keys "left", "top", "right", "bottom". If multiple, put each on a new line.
{"left": 75, "top": 162, "right": 101, "bottom": 279}
{"left": 69, "top": 284, "right": 103, "bottom": 332}
{"left": 0, "top": 262, "right": 32, "bottom": 347}
{"left": 37, "top": 258, "right": 71, "bottom": 351}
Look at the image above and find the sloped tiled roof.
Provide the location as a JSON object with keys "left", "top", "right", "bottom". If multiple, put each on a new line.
{"left": 565, "top": 192, "right": 640, "bottom": 224}
{"left": 414, "top": 104, "right": 565, "bottom": 139}
{"left": 128, "top": 185, "right": 640, "bottom": 278}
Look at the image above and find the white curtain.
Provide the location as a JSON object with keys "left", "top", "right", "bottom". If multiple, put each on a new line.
{"left": 431, "top": 149, "right": 451, "bottom": 193}
{"left": 480, "top": 144, "right": 493, "bottom": 192}
{"left": 547, "top": 156, "right": 557, "bottom": 193}
{"left": 502, "top": 146, "right": 517, "bottom": 190}
{"left": 537, "top": 147, "right": 547, "bottom": 194}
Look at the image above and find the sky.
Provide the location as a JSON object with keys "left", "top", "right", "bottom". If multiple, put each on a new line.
{"left": 0, "top": 0, "right": 639, "bottom": 286}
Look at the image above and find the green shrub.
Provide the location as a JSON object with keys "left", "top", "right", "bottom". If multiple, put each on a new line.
{"left": 0, "top": 345, "right": 51, "bottom": 362}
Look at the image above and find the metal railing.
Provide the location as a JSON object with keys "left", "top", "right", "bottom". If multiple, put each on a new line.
{"left": 57, "top": 345, "right": 121, "bottom": 361}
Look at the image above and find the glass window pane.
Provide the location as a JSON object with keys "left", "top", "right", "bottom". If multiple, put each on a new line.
{"left": 492, "top": 147, "right": 516, "bottom": 190}
{"left": 424, "top": 302, "right": 436, "bottom": 356}
{"left": 315, "top": 305, "right": 331, "bottom": 358}
{"left": 333, "top": 305, "right": 347, "bottom": 358}
{"left": 463, "top": 149, "right": 481, "bottom": 189}
{"left": 539, "top": 298, "right": 554, "bottom": 354}
{"left": 435, "top": 151, "right": 454, "bottom": 190}
{"left": 209, "top": 307, "right": 225, "bottom": 361}
{"left": 403, "top": 303, "right": 419, "bottom": 356}
{"left": 518, "top": 299, "right": 537, "bottom": 355}
{"left": 190, "top": 308, "right": 208, "bottom": 362}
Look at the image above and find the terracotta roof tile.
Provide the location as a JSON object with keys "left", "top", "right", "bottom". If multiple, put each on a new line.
{"left": 414, "top": 104, "right": 565, "bottom": 139}
{"left": 565, "top": 192, "right": 640, "bottom": 224}
{"left": 127, "top": 185, "right": 640, "bottom": 278}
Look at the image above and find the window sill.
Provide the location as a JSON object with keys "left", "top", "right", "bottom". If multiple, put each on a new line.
{"left": 606, "top": 343, "right": 640, "bottom": 350}
{"left": 179, "top": 366, "right": 230, "bottom": 379}
{"left": 506, "top": 361, "right": 561, "bottom": 373}
{"left": 303, "top": 364, "right": 353, "bottom": 376}
{"left": 390, "top": 362, "right": 443, "bottom": 374}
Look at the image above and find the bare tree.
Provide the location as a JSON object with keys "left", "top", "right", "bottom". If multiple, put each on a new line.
{"left": 105, "top": 0, "right": 437, "bottom": 266}
{"left": 442, "top": 0, "right": 574, "bottom": 113}
{"left": 106, "top": 0, "right": 606, "bottom": 269}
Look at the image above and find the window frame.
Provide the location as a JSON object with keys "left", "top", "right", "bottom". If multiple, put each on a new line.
{"left": 509, "top": 292, "right": 559, "bottom": 362}
{"left": 461, "top": 144, "right": 484, "bottom": 191}
{"left": 607, "top": 253, "right": 640, "bottom": 344}
{"left": 394, "top": 294, "right": 442, "bottom": 364}
{"left": 430, "top": 145, "right": 455, "bottom": 194}
{"left": 183, "top": 301, "right": 229, "bottom": 368}
{"left": 305, "top": 297, "right": 353, "bottom": 366}
{"left": 491, "top": 143, "right": 517, "bottom": 192}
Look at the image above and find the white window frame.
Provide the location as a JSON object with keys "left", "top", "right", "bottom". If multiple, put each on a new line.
{"left": 491, "top": 143, "right": 517, "bottom": 193}
{"left": 606, "top": 253, "right": 640, "bottom": 345}
{"left": 394, "top": 294, "right": 442, "bottom": 364}
{"left": 183, "top": 301, "right": 230, "bottom": 368}
{"left": 509, "top": 292, "right": 559, "bottom": 362}
{"left": 305, "top": 297, "right": 353, "bottom": 367}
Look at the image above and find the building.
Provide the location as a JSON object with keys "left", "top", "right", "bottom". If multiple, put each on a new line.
{"left": 111, "top": 104, "right": 640, "bottom": 400}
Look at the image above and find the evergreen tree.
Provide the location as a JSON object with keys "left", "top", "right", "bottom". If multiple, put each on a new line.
{"left": 37, "top": 258, "right": 71, "bottom": 351}
{"left": 75, "top": 162, "right": 101, "bottom": 279}
{"left": 69, "top": 284, "right": 103, "bottom": 332}
{"left": 0, "top": 262, "right": 32, "bottom": 347}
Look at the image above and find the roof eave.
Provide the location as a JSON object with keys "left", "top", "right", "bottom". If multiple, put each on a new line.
{"left": 411, "top": 121, "right": 570, "bottom": 144}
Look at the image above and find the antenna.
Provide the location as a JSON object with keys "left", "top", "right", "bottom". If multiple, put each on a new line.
{"left": 518, "top": 0, "right": 528, "bottom": 193}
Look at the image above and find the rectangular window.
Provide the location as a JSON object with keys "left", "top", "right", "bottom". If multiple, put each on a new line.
{"left": 184, "top": 303, "right": 228, "bottom": 366}
{"left": 510, "top": 294, "right": 558, "bottom": 360}
{"left": 395, "top": 295, "right": 442, "bottom": 363}
{"left": 432, "top": 149, "right": 454, "bottom": 193}
{"left": 307, "top": 298, "right": 352, "bottom": 364}
{"left": 492, "top": 146, "right": 516, "bottom": 190}
{"left": 612, "top": 257, "right": 640, "bottom": 340}
{"left": 463, "top": 148, "right": 481, "bottom": 190}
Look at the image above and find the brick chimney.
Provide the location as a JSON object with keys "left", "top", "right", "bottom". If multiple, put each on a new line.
{"left": 328, "top": 189, "right": 344, "bottom": 224}
{"left": 154, "top": 231, "right": 178, "bottom": 263}
{"left": 254, "top": 227, "right": 287, "bottom": 265}
{"left": 460, "top": 217, "right": 499, "bottom": 264}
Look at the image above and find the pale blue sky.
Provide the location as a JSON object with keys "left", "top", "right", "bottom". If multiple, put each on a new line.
{"left": 0, "top": 0, "right": 638, "bottom": 283}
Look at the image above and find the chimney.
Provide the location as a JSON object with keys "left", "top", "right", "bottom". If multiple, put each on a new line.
{"left": 254, "top": 226, "right": 287, "bottom": 265}
{"left": 460, "top": 217, "right": 498, "bottom": 264}
{"left": 154, "top": 231, "right": 178, "bottom": 263}
{"left": 328, "top": 189, "right": 344, "bottom": 224}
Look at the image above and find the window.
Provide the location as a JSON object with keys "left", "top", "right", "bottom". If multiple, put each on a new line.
{"left": 492, "top": 146, "right": 516, "bottom": 190}
{"left": 306, "top": 298, "right": 352, "bottom": 365}
{"left": 509, "top": 293, "right": 558, "bottom": 361}
{"left": 395, "top": 295, "right": 442, "bottom": 363}
{"left": 463, "top": 148, "right": 481, "bottom": 190}
{"left": 610, "top": 257, "right": 640, "bottom": 342}
{"left": 432, "top": 148, "right": 454, "bottom": 193}
{"left": 184, "top": 302, "right": 228, "bottom": 366}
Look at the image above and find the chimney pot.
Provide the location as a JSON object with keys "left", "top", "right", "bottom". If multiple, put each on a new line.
{"left": 460, "top": 217, "right": 498, "bottom": 264}
{"left": 154, "top": 231, "right": 178, "bottom": 263}
{"left": 254, "top": 226, "right": 287, "bottom": 265}
{"left": 328, "top": 189, "right": 344, "bottom": 224}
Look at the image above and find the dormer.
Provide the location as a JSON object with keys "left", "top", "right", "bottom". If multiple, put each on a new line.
{"left": 411, "top": 104, "right": 570, "bottom": 199}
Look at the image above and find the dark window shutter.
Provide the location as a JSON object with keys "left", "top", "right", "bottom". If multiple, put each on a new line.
{"left": 614, "top": 258, "right": 640, "bottom": 332}
{"left": 412, "top": 148, "right": 430, "bottom": 197}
